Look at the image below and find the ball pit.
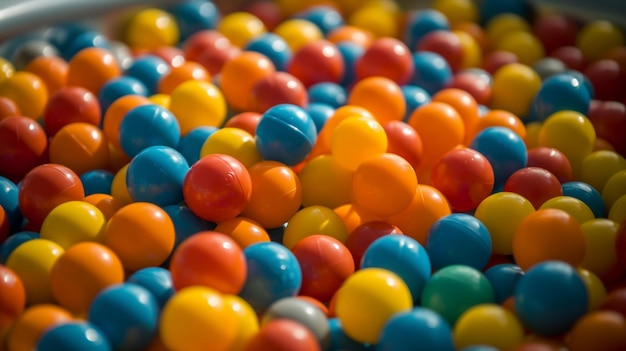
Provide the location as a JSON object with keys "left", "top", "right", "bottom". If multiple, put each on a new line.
{"left": 1, "top": 0, "right": 626, "bottom": 350}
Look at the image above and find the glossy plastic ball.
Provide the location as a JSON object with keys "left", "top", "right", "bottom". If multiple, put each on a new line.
{"left": 566, "top": 311, "right": 626, "bottom": 351}
{"left": 288, "top": 40, "right": 344, "bottom": 88}
{"left": 167, "top": 0, "right": 219, "bottom": 41}
{"left": 221, "top": 294, "right": 260, "bottom": 351}
{"left": 5, "top": 304, "right": 73, "bottom": 351}
{"left": 526, "top": 147, "right": 574, "bottom": 183}
{"left": 102, "top": 95, "right": 150, "bottom": 150}
{"left": 484, "top": 263, "right": 525, "bottom": 304}
{"left": 0, "top": 71, "right": 48, "bottom": 119}
{"left": 298, "top": 154, "right": 353, "bottom": 209}
{"left": 262, "top": 297, "right": 329, "bottom": 346}
{"left": 248, "top": 71, "right": 308, "bottom": 113}
{"left": 503, "top": 167, "right": 563, "bottom": 209}
{"left": 126, "top": 267, "right": 174, "bottom": 309}
{"left": 0, "top": 116, "right": 48, "bottom": 181}
{"left": 157, "top": 61, "right": 211, "bottom": 94}
{"left": 562, "top": 181, "right": 607, "bottom": 218}
{"left": 219, "top": 51, "right": 275, "bottom": 111}
{"left": 411, "top": 52, "right": 453, "bottom": 95}
{"left": 49, "top": 122, "right": 110, "bottom": 175}
{"left": 454, "top": 304, "right": 524, "bottom": 350}
{"left": 530, "top": 72, "right": 592, "bottom": 122}
{"left": 539, "top": 196, "right": 595, "bottom": 224}
{"left": 330, "top": 115, "right": 387, "bottom": 171}
{"left": 0, "top": 231, "right": 39, "bottom": 264}
{"left": 119, "top": 104, "right": 180, "bottom": 158}
{"left": 490, "top": 63, "right": 541, "bottom": 119}
{"left": 125, "top": 8, "right": 179, "bottom": 50}
{"left": 36, "top": 321, "right": 111, "bottom": 351}
{"left": 213, "top": 216, "right": 270, "bottom": 249}
{"left": 43, "top": 86, "right": 101, "bottom": 137}
{"left": 404, "top": 9, "right": 450, "bottom": 50}
{"left": 217, "top": 11, "right": 266, "bottom": 48}
{"left": 383, "top": 120, "right": 423, "bottom": 171}
{"left": 176, "top": 126, "right": 218, "bottom": 165}
{"left": 274, "top": 18, "right": 323, "bottom": 52}
{"left": 377, "top": 307, "right": 454, "bottom": 351}
{"left": 244, "top": 33, "right": 292, "bottom": 71}
{"left": 470, "top": 127, "right": 527, "bottom": 189}
{"left": 24, "top": 56, "right": 67, "bottom": 96}
{"left": 356, "top": 37, "right": 413, "bottom": 85}
{"left": 348, "top": 76, "right": 405, "bottom": 125}
{"left": 80, "top": 170, "right": 114, "bottom": 196}
{"left": 282, "top": 205, "right": 349, "bottom": 249}
{"left": 66, "top": 47, "right": 121, "bottom": 95}
{"left": 168, "top": 79, "right": 227, "bottom": 135}
{"left": 39, "top": 200, "right": 106, "bottom": 249}
{"left": 126, "top": 55, "right": 170, "bottom": 95}
{"left": 0, "top": 265, "right": 25, "bottom": 332}
{"left": 245, "top": 319, "right": 321, "bottom": 351}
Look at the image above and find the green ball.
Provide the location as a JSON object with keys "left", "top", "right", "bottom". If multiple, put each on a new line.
{"left": 421, "top": 265, "right": 495, "bottom": 325}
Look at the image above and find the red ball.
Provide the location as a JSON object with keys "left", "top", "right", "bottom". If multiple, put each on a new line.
{"left": 587, "top": 100, "right": 626, "bottom": 157}
{"left": 288, "top": 40, "right": 344, "bottom": 88}
{"left": 601, "top": 288, "right": 626, "bottom": 318}
{"left": 0, "top": 265, "right": 26, "bottom": 333}
{"left": 243, "top": 1, "right": 283, "bottom": 31}
{"left": 169, "top": 231, "right": 247, "bottom": 294}
{"left": 483, "top": 51, "right": 519, "bottom": 75}
{"left": 182, "top": 30, "right": 240, "bottom": 75}
{"left": 183, "top": 154, "right": 252, "bottom": 223}
{"left": 248, "top": 71, "right": 308, "bottom": 113}
{"left": 532, "top": 14, "right": 579, "bottom": 54}
{"left": 151, "top": 46, "right": 186, "bottom": 68}
{"left": 549, "top": 46, "right": 585, "bottom": 71}
{"left": 18, "top": 163, "right": 84, "bottom": 226}
{"left": 291, "top": 234, "right": 355, "bottom": 303}
{"left": 356, "top": 37, "right": 414, "bottom": 85}
{"left": 43, "top": 86, "right": 101, "bottom": 137}
{"left": 0, "top": 116, "right": 48, "bottom": 182}
{"left": 447, "top": 71, "right": 492, "bottom": 106}
{"left": 584, "top": 59, "right": 626, "bottom": 102}
{"left": 526, "top": 147, "right": 574, "bottom": 183}
{"left": 245, "top": 319, "right": 321, "bottom": 351}
{"left": 345, "top": 221, "right": 403, "bottom": 269}
{"left": 0, "top": 96, "right": 21, "bottom": 121}
{"left": 431, "top": 147, "right": 495, "bottom": 212}
{"left": 503, "top": 167, "right": 563, "bottom": 209}
{"left": 416, "top": 30, "right": 464, "bottom": 73}
{"left": 382, "top": 120, "right": 423, "bottom": 171}
{"left": 223, "top": 112, "right": 262, "bottom": 136}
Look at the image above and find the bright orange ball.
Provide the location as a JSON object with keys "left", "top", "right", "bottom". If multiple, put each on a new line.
{"left": 566, "top": 311, "right": 626, "bottom": 351}
{"left": 213, "top": 216, "right": 270, "bottom": 249}
{"left": 432, "top": 88, "right": 480, "bottom": 145}
{"left": 49, "top": 123, "right": 110, "bottom": 175}
{"left": 219, "top": 51, "right": 275, "bottom": 111}
{"left": 6, "top": 304, "right": 74, "bottom": 351}
{"left": 347, "top": 76, "right": 405, "bottom": 125}
{"left": 66, "top": 47, "right": 121, "bottom": 95}
{"left": 24, "top": 56, "right": 68, "bottom": 96}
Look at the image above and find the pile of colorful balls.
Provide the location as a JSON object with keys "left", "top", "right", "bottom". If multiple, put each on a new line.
{"left": 1, "top": 0, "right": 626, "bottom": 350}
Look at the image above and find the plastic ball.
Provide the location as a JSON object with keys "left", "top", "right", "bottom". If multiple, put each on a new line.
{"left": 245, "top": 319, "right": 321, "bottom": 351}
{"left": 421, "top": 265, "right": 495, "bottom": 325}
{"left": 577, "top": 268, "right": 608, "bottom": 313}
{"left": 294, "top": 5, "right": 343, "bottom": 35}
{"left": 356, "top": 37, "right": 413, "bottom": 85}
{"left": 248, "top": 71, "right": 308, "bottom": 113}
{"left": 329, "top": 115, "right": 387, "bottom": 171}
{"left": 307, "top": 82, "right": 346, "bottom": 109}
{"left": 305, "top": 102, "right": 334, "bottom": 135}
{"left": 221, "top": 294, "right": 259, "bottom": 351}
{"left": 580, "top": 219, "right": 620, "bottom": 278}
{"left": 448, "top": 71, "right": 492, "bottom": 107}
{"left": 587, "top": 100, "right": 626, "bottom": 157}
{"left": 282, "top": 205, "right": 350, "bottom": 249}
{"left": 532, "top": 57, "right": 568, "bottom": 81}
{"left": 80, "top": 169, "right": 114, "bottom": 196}
{"left": 23, "top": 55, "right": 67, "bottom": 96}
{"left": 484, "top": 263, "right": 525, "bottom": 304}
{"left": 526, "top": 147, "right": 574, "bottom": 183}
{"left": 262, "top": 297, "right": 329, "bottom": 346}
{"left": 169, "top": 80, "right": 226, "bottom": 135}
{"left": 182, "top": 30, "right": 240, "bottom": 76}
{"left": 404, "top": 9, "right": 450, "bottom": 50}
{"left": 490, "top": 63, "right": 541, "bottom": 119}
{"left": 377, "top": 307, "right": 454, "bottom": 351}
{"left": 0, "top": 231, "right": 39, "bottom": 264}
{"left": 537, "top": 110, "right": 596, "bottom": 177}
{"left": 336, "top": 41, "right": 365, "bottom": 87}
{"left": 603, "top": 170, "right": 626, "bottom": 212}
{"left": 288, "top": 40, "right": 344, "bottom": 88}
{"left": 335, "top": 268, "right": 412, "bottom": 344}
{"left": 127, "top": 267, "right": 174, "bottom": 309}
{"left": 217, "top": 11, "right": 266, "bottom": 48}
{"left": 514, "top": 260, "right": 588, "bottom": 336}
{"left": 36, "top": 321, "right": 111, "bottom": 351}
{"left": 431, "top": 88, "right": 480, "bottom": 144}
{"left": 49, "top": 242, "right": 124, "bottom": 314}
{"left": 562, "top": 181, "right": 607, "bottom": 218}
{"left": 298, "top": 155, "right": 353, "bottom": 209}
{"left": 87, "top": 283, "right": 159, "bottom": 351}
{"left": 274, "top": 18, "right": 323, "bottom": 52}
{"left": 566, "top": 311, "right": 626, "bottom": 351}
{"left": 401, "top": 85, "right": 431, "bottom": 122}
{"left": 124, "top": 8, "right": 179, "bottom": 50}
{"left": 577, "top": 20, "right": 625, "bottom": 63}
{"left": 0, "top": 96, "right": 21, "bottom": 121}
{"left": 66, "top": 47, "right": 121, "bottom": 95}
{"left": 539, "top": 196, "right": 595, "bottom": 223}
{"left": 126, "top": 55, "right": 170, "bottom": 95}
{"left": 0, "top": 116, "right": 48, "bottom": 181}
{"left": 157, "top": 61, "right": 211, "bottom": 94}
{"left": 167, "top": 0, "right": 220, "bottom": 41}
{"left": 163, "top": 204, "right": 211, "bottom": 252}
{"left": 219, "top": 51, "right": 275, "bottom": 111}
{"left": 43, "top": 86, "right": 100, "bottom": 137}
{"left": 238, "top": 241, "right": 302, "bottom": 313}
{"left": 347, "top": 2, "right": 399, "bottom": 38}
{"left": 343, "top": 220, "right": 401, "bottom": 268}
{"left": 530, "top": 73, "right": 592, "bottom": 122}
{"left": 0, "top": 265, "right": 25, "bottom": 331}
{"left": 482, "top": 51, "right": 519, "bottom": 75}
{"left": 39, "top": 200, "right": 105, "bottom": 249}
{"left": 580, "top": 150, "right": 626, "bottom": 193}
{"left": 0, "top": 71, "right": 47, "bottom": 119}
{"left": 83, "top": 194, "right": 123, "bottom": 220}
{"left": 213, "top": 216, "right": 270, "bottom": 249}
{"left": 410, "top": 52, "right": 453, "bottom": 95}
{"left": 503, "top": 167, "right": 563, "bottom": 209}
{"left": 102, "top": 95, "right": 151, "bottom": 150}
{"left": 176, "top": 126, "right": 218, "bottom": 165}
{"left": 49, "top": 122, "right": 110, "bottom": 175}
{"left": 326, "top": 318, "right": 370, "bottom": 351}
{"left": 431, "top": 147, "right": 495, "bottom": 212}
{"left": 118, "top": 104, "right": 180, "bottom": 158}
{"left": 348, "top": 76, "right": 405, "bottom": 125}
{"left": 18, "top": 164, "right": 84, "bottom": 227}
{"left": 383, "top": 120, "right": 423, "bottom": 170}
{"left": 454, "top": 304, "right": 524, "bottom": 350}
{"left": 426, "top": 213, "right": 492, "bottom": 271}
{"left": 244, "top": 33, "right": 292, "bottom": 72}
{"left": 6, "top": 304, "right": 74, "bottom": 351}
{"left": 224, "top": 112, "right": 261, "bottom": 136}
{"left": 584, "top": 59, "right": 626, "bottom": 102}
{"left": 110, "top": 165, "right": 133, "bottom": 206}
{"left": 103, "top": 202, "right": 175, "bottom": 271}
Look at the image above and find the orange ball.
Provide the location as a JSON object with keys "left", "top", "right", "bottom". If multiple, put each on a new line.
{"left": 347, "top": 76, "right": 405, "bottom": 125}
{"left": 84, "top": 193, "right": 124, "bottom": 219}
{"left": 214, "top": 216, "right": 271, "bottom": 248}
{"left": 49, "top": 122, "right": 110, "bottom": 175}
{"left": 102, "top": 95, "right": 151, "bottom": 150}
{"left": 333, "top": 203, "right": 384, "bottom": 235}
{"left": 66, "top": 47, "right": 121, "bottom": 95}
{"left": 513, "top": 208, "right": 586, "bottom": 271}
{"left": 103, "top": 202, "right": 176, "bottom": 271}
{"left": 241, "top": 161, "right": 302, "bottom": 229}
{"left": 158, "top": 61, "right": 211, "bottom": 94}
{"left": 0, "top": 265, "right": 25, "bottom": 333}
{"left": 473, "top": 109, "right": 527, "bottom": 141}
{"left": 0, "top": 96, "right": 21, "bottom": 121}
{"left": 566, "top": 311, "right": 626, "bottom": 351}
{"left": 24, "top": 56, "right": 68, "bottom": 96}
{"left": 6, "top": 304, "right": 74, "bottom": 351}
{"left": 49, "top": 242, "right": 124, "bottom": 314}
{"left": 0, "top": 71, "right": 48, "bottom": 119}
{"left": 327, "top": 25, "right": 374, "bottom": 48}
{"left": 310, "top": 105, "right": 374, "bottom": 159}
{"left": 432, "top": 88, "right": 480, "bottom": 145}
{"left": 219, "top": 51, "right": 275, "bottom": 111}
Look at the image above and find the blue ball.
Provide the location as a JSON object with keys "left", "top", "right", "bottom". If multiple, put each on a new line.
{"left": 327, "top": 318, "right": 372, "bottom": 351}
{"left": 119, "top": 104, "right": 181, "bottom": 157}
{"left": 176, "top": 126, "right": 218, "bottom": 165}
{"left": 167, "top": 0, "right": 220, "bottom": 41}
{"left": 306, "top": 102, "right": 335, "bottom": 134}
{"left": 127, "top": 267, "right": 175, "bottom": 309}
{"left": 308, "top": 82, "right": 346, "bottom": 108}
{"left": 64, "top": 30, "right": 110, "bottom": 60}
{"left": 470, "top": 126, "right": 528, "bottom": 189}
{"left": 255, "top": 104, "right": 317, "bottom": 166}
{"left": 126, "top": 146, "right": 189, "bottom": 207}
{"left": 411, "top": 52, "right": 453, "bottom": 95}
{"left": 401, "top": 84, "right": 431, "bottom": 122}
{"left": 337, "top": 42, "right": 364, "bottom": 87}
{"left": 484, "top": 263, "right": 525, "bottom": 304}
{"left": 36, "top": 322, "right": 111, "bottom": 351}
{"left": 163, "top": 204, "right": 212, "bottom": 249}
{"left": 378, "top": 307, "right": 454, "bottom": 351}
{"left": 45, "top": 23, "right": 91, "bottom": 57}
{"left": 295, "top": 6, "right": 344, "bottom": 36}
{"left": 514, "top": 260, "right": 588, "bottom": 336}
{"left": 403, "top": 9, "right": 450, "bottom": 50}
{"left": 426, "top": 213, "right": 492, "bottom": 271}
{"left": 0, "top": 176, "right": 22, "bottom": 234}
{"left": 238, "top": 241, "right": 302, "bottom": 314}
{"left": 80, "top": 169, "right": 114, "bottom": 196}
{"left": 562, "top": 181, "right": 606, "bottom": 218}
{"left": 126, "top": 55, "right": 171, "bottom": 95}
{"left": 529, "top": 72, "right": 592, "bottom": 122}
{"left": 98, "top": 76, "right": 149, "bottom": 112}
{"left": 0, "top": 231, "right": 39, "bottom": 263}
{"left": 361, "top": 235, "right": 431, "bottom": 303}
{"left": 88, "top": 283, "right": 159, "bottom": 351}
{"left": 244, "top": 33, "right": 292, "bottom": 71}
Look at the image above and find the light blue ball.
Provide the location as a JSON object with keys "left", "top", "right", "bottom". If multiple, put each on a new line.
{"left": 119, "top": 104, "right": 181, "bottom": 158}
{"left": 377, "top": 307, "right": 454, "bottom": 351}
{"left": 36, "top": 322, "right": 111, "bottom": 351}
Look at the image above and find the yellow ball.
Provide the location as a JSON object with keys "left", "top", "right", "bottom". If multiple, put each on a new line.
{"left": 348, "top": 5, "right": 398, "bottom": 39}
{"left": 274, "top": 19, "right": 323, "bottom": 52}
{"left": 282, "top": 205, "right": 349, "bottom": 249}
{"left": 125, "top": 8, "right": 179, "bottom": 50}
{"left": 160, "top": 286, "right": 237, "bottom": 351}
{"left": 6, "top": 239, "right": 64, "bottom": 305}
{"left": 169, "top": 80, "right": 227, "bottom": 136}
{"left": 111, "top": 164, "right": 133, "bottom": 206}
{"left": 222, "top": 295, "right": 259, "bottom": 351}
{"left": 330, "top": 115, "right": 387, "bottom": 171}
{"left": 485, "top": 14, "right": 531, "bottom": 46}
{"left": 608, "top": 194, "right": 626, "bottom": 224}
{"left": 539, "top": 196, "right": 595, "bottom": 224}
{"left": 299, "top": 154, "right": 354, "bottom": 209}
{"left": 524, "top": 121, "right": 542, "bottom": 149}
{"left": 602, "top": 170, "right": 626, "bottom": 210}
{"left": 455, "top": 30, "right": 483, "bottom": 69}
{"left": 432, "top": 0, "right": 478, "bottom": 26}
{"left": 580, "top": 219, "right": 620, "bottom": 278}
{"left": 577, "top": 268, "right": 607, "bottom": 312}
{"left": 474, "top": 192, "right": 535, "bottom": 255}
{"left": 148, "top": 93, "right": 171, "bottom": 109}
{"left": 490, "top": 63, "right": 541, "bottom": 119}
{"left": 577, "top": 20, "right": 625, "bottom": 63}
{"left": 218, "top": 12, "right": 266, "bottom": 48}
{"left": 537, "top": 110, "right": 596, "bottom": 177}
{"left": 0, "top": 71, "right": 48, "bottom": 119}
{"left": 580, "top": 150, "right": 626, "bottom": 193}
{"left": 40, "top": 201, "right": 106, "bottom": 249}
{"left": 493, "top": 31, "right": 545, "bottom": 66}
{"left": 335, "top": 268, "right": 413, "bottom": 344}
{"left": 453, "top": 304, "right": 524, "bottom": 350}
{"left": 200, "top": 127, "right": 262, "bottom": 169}
{"left": 0, "top": 56, "right": 14, "bottom": 83}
